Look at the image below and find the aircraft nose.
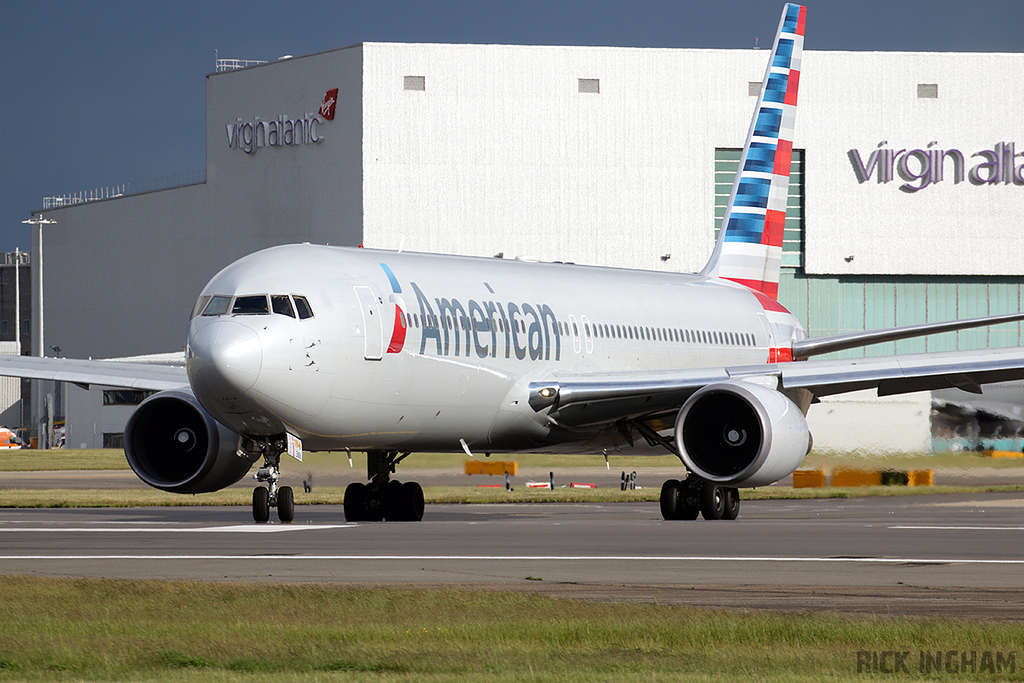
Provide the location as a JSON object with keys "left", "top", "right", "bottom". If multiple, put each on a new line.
{"left": 188, "top": 320, "right": 263, "bottom": 394}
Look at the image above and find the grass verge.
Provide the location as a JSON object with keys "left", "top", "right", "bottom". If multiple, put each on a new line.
{"left": 0, "top": 576, "right": 1021, "bottom": 682}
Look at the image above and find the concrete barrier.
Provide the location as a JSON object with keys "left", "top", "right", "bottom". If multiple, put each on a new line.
{"left": 984, "top": 450, "right": 1024, "bottom": 459}
{"left": 908, "top": 469, "right": 934, "bottom": 486}
{"left": 465, "top": 460, "right": 517, "bottom": 476}
{"left": 793, "top": 468, "right": 826, "bottom": 488}
{"left": 793, "top": 467, "right": 934, "bottom": 488}
{"left": 831, "top": 468, "right": 882, "bottom": 487}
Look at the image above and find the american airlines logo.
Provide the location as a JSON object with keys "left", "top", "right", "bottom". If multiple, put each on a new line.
{"left": 850, "top": 142, "right": 1024, "bottom": 192}
{"left": 410, "top": 282, "right": 562, "bottom": 362}
{"left": 225, "top": 88, "right": 338, "bottom": 154}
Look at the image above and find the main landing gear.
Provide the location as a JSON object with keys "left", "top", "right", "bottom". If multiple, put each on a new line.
{"left": 248, "top": 439, "right": 295, "bottom": 523}
{"left": 660, "top": 475, "right": 739, "bottom": 521}
{"left": 344, "top": 450, "right": 424, "bottom": 522}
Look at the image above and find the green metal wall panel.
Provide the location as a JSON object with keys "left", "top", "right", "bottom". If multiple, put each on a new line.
{"left": 778, "top": 273, "right": 1024, "bottom": 359}
{"left": 713, "top": 148, "right": 1021, "bottom": 359}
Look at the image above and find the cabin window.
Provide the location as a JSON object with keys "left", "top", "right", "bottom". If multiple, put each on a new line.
{"left": 232, "top": 295, "right": 269, "bottom": 315}
{"left": 191, "top": 295, "right": 212, "bottom": 319}
{"left": 201, "top": 296, "right": 232, "bottom": 316}
{"left": 271, "top": 295, "right": 295, "bottom": 318}
{"left": 292, "top": 296, "right": 314, "bottom": 319}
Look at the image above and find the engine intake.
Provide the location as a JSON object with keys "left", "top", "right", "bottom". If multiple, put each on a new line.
{"left": 124, "top": 389, "right": 255, "bottom": 494}
{"left": 675, "top": 381, "right": 811, "bottom": 488}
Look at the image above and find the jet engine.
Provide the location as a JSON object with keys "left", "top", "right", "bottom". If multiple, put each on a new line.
{"left": 675, "top": 381, "right": 811, "bottom": 488}
{"left": 124, "top": 389, "right": 255, "bottom": 494}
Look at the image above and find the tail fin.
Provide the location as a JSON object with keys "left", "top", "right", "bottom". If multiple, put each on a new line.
{"left": 701, "top": 3, "right": 805, "bottom": 300}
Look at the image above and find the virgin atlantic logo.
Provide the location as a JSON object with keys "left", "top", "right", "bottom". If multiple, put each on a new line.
{"left": 319, "top": 88, "right": 338, "bottom": 120}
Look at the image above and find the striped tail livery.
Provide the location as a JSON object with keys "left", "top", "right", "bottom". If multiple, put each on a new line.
{"left": 702, "top": 3, "right": 805, "bottom": 300}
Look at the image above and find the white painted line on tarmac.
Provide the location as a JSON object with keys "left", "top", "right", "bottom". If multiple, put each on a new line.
{"left": 0, "top": 555, "right": 1022, "bottom": 564}
{"left": 0, "top": 524, "right": 352, "bottom": 533}
{"left": 889, "top": 525, "right": 1024, "bottom": 531}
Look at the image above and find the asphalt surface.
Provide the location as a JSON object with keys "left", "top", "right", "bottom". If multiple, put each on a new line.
{"left": 2, "top": 492, "right": 1023, "bottom": 619}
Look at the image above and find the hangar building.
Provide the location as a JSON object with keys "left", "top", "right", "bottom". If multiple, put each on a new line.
{"left": 29, "top": 42, "right": 1024, "bottom": 452}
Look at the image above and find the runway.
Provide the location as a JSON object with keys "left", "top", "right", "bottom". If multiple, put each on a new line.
{"left": 1, "top": 492, "right": 1023, "bottom": 618}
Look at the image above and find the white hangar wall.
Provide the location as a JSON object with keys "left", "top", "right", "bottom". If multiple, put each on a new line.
{"left": 362, "top": 45, "right": 1024, "bottom": 276}
{"left": 362, "top": 43, "right": 768, "bottom": 273}
{"left": 802, "top": 52, "right": 1024, "bottom": 276}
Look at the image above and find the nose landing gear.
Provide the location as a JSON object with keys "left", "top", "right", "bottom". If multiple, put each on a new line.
{"left": 245, "top": 437, "right": 295, "bottom": 523}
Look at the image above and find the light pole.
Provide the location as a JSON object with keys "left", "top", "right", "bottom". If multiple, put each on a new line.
{"left": 22, "top": 214, "right": 55, "bottom": 447}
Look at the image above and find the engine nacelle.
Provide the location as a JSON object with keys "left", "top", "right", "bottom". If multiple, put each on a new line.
{"left": 124, "top": 389, "right": 255, "bottom": 494}
{"left": 675, "top": 381, "right": 811, "bottom": 488}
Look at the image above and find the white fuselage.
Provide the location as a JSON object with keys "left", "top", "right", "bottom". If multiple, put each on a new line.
{"left": 186, "top": 244, "right": 802, "bottom": 453}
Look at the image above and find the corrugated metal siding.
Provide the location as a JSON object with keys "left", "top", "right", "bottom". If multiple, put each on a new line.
{"left": 778, "top": 272, "right": 1024, "bottom": 358}
{"left": 0, "top": 342, "right": 20, "bottom": 428}
{"left": 714, "top": 148, "right": 804, "bottom": 267}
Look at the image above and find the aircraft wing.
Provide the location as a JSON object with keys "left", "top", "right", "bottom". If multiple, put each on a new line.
{"left": 777, "top": 346, "right": 1024, "bottom": 398}
{"left": 530, "top": 346, "right": 1024, "bottom": 428}
{"left": 0, "top": 355, "right": 189, "bottom": 392}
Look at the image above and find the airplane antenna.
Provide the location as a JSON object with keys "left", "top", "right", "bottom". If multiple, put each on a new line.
{"left": 345, "top": 446, "right": 353, "bottom": 468}
{"left": 460, "top": 438, "right": 474, "bottom": 458}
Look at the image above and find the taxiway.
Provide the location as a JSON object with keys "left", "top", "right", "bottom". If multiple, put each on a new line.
{"left": 1, "top": 493, "right": 1022, "bottom": 618}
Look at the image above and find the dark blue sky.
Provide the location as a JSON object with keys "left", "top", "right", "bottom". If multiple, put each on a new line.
{"left": 2, "top": 0, "right": 1021, "bottom": 252}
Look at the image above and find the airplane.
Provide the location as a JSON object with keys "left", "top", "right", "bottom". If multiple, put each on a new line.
{"left": 8, "top": 3, "right": 1024, "bottom": 524}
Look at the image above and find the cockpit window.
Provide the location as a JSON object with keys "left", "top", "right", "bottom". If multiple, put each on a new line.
{"left": 271, "top": 295, "right": 295, "bottom": 318}
{"left": 201, "top": 295, "right": 232, "bottom": 316}
{"left": 292, "top": 295, "right": 314, "bottom": 320}
{"left": 191, "top": 295, "right": 212, "bottom": 319}
{"left": 231, "top": 295, "right": 270, "bottom": 315}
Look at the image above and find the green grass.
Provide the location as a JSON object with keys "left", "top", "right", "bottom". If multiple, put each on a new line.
{"left": 0, "top": 576, "right": 1021, "bottom": 681}
{"left": 0, "top": 449, "right": 130, "bottom": 471}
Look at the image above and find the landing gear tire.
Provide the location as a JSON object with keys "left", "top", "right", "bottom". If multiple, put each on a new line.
{"left": 402, "top": 481, "right": 425, "bottom": 522}
{"left": 383, "top": 480, "right": 425, "bottom": 521}
{"left": 277, "top": 486, "right": 295, "bottom": 523}
{"left": 252, "top": 486, "right": 270, "bottom": 523}
{"left": 722, "top": 487, "right": 740, "bottom": 520}
{"left": 699, "top": 482, "right": 725, "bottom": 521}
{"left": 383, "top": 480, "right": 404, "bottom": 521}
{"left": 660, "top": 479, "right": 681, "bottom": 520}
{"left": 344, "top": 482, "right": 366, "bottom": 522}
{"left": 661, "top": 479, "right": 699, "bottom": 520}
